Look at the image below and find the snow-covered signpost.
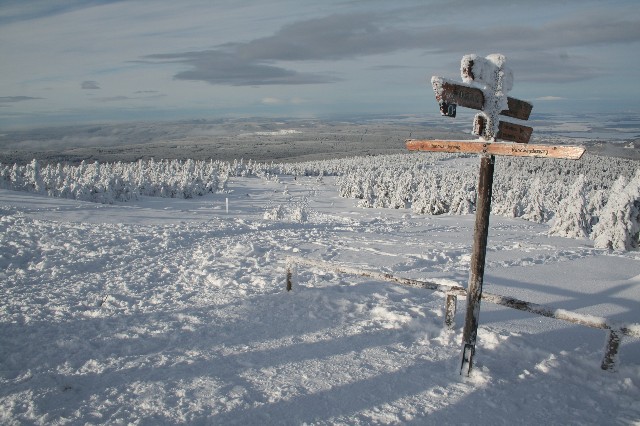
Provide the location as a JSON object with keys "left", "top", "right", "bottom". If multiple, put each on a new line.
{"left": 406, "top": 54, "right": 586, "bottom": 376}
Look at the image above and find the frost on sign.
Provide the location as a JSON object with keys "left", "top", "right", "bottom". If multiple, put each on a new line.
{"left": 431, "top": 53, "right": 533, "bottom": 144}
{"left": 408, "top": 53, "right": 586, "bottom": 159}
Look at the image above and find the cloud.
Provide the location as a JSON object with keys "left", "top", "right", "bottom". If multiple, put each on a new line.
{"left": 90, "top": 92, "right": 166, "bottom": 103}
{"left": 0, "top": 96, "right": 43, "bottom": 103}
{"left": 142, "top": 50, "right": 339, "bottom": 86}
{"left": 538, "top": 11, "right": 640, "bottom": 47}
{"left": 91, "top": 96, "right": 130, "bottom": 102}
{"left": 536, "top": 96, "right": 567, "bottom": 101}
{"left": 508, "top": 52, "right": 606, "bottom": 83}
{"left": 81, "top": 80, "right": 101, "bottom": 89}
{"left": 369, "top": 65, "right": 422, "bottom": 71}
{"left": 0, "top": 0, "right": 124, "bottom": 25}
{"left": 139, "top": 11, "right": 426, "bottom": 86}
{"left": 140, "top": 7, "right": 640, "bottom": 88}
{"left": 235, "top": 13, "right": 410, "bottom": 61}
{"left": 261, "top": 97, "right": 284, "bottom": 105}
{"left": 261, "top": 97, "right": 307, "bottom": 105}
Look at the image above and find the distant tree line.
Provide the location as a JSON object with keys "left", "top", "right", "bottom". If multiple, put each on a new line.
{"left": 334, "top": 153, "right": 640, "bottom": 251}
{"left": 1, "top": 153, "right": 639, "bottom": 250}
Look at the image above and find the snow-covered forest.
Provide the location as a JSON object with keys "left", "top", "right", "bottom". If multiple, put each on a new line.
{"left": 2, "top": 152, "right": 639, "bottom": 250}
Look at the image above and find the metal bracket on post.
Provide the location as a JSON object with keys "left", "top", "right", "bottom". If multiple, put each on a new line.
{"left": 439, "top": 102, "right": 457, "bottom": 118}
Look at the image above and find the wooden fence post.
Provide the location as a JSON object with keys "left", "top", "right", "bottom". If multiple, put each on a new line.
{"left": 601, "top": 329, "right": 621, "bottom": 371}
{"left": 286, "top": 265, "right": 293, "bottom": 291}
{"left": 445, "top": 294, "right": 457, "bottom": 329}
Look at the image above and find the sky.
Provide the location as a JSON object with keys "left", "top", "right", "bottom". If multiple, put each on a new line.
{"left": 1, "top": 0, "right": 639, "bottom": 129}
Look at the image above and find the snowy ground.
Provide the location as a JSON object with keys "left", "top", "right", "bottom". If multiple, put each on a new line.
{"left": 1, "top": 172, "right": 640, "bottom": 425}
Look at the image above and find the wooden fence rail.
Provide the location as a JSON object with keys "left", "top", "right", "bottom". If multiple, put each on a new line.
{"left": 285, "top": 256, "right": 640, "bottom": 371}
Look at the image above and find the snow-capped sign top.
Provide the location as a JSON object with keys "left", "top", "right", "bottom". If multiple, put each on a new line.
{"left": 461, "top": 53, "right": 511, "bottom": 141}
{"left": 430, "top": 53, "right": 533, "bottom": 143}
{"left": 461, "top": 54, "right": 514, "bottom": 93}
{"left": 419, "top": 54, "right": 585, "bottom": 156}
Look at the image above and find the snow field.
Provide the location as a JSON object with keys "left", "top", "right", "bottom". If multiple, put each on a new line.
{"left": 1, "top": 169, "right": 640, "bottom": 424}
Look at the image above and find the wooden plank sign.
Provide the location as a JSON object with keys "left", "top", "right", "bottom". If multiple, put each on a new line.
{"left": 406, "top": 139, "right": 585, "bottom": 160}
{"left": 434, "top": 78, "right": 533, "bottom": 121}
{"left": 497, "top": 121, "right": 533, "bottom": 144}
{"left": 472, "top": 113, "right": 533, "bottom": 144}
{"left": 434, "top": 79, "right": 484, "bottom": 111}
{"left": 503, "top": 97, "right": 533, "bottom": 121}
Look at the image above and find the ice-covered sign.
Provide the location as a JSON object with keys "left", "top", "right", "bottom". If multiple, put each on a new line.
{"left": 431, "top": 53, "right": 532, "bottom": 143}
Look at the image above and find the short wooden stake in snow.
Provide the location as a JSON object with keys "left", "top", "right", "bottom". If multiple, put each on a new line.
{"left": 406, "top": 54, "right": 586, "bottom": 376}
{"left": 601, "top": 329, "right": 621, "bottom": 371}
{"left": 444, "top": 293, "right": 458, "bottom": 328}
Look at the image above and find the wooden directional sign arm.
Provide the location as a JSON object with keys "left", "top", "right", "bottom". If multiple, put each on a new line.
{"left": 406, "top": 139, "right": 585, "bottom": 160}
{"left": 433, "top": 78, "right": 533, "bottom": 121}
{"left": 503, "top": 97, "right": 533, "bottom": 121}
{"left": 497, "top": 121, "right": 533, "bottom": 144}
{"left": 433, "top": 78, "right": 484, "bottom": 111}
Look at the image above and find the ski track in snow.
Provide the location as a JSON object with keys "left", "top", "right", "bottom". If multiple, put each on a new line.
{"left": 1, "top": 174, "right": 639, "bottom": 425}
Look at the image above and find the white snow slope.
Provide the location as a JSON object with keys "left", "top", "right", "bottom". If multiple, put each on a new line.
{"left": 1, "top": 169, "right": 639, "bottom": 425}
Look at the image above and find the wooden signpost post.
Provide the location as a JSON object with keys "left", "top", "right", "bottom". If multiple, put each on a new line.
{"left": 406, "top": 54, "right": 586, "bottom": 375}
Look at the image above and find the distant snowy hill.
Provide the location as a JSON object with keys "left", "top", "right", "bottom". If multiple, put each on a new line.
{"left": 1, "top": 114, "right": 639, "bottom": 165}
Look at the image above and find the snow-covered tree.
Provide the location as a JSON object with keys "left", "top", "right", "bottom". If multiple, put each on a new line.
{"left": 388, "top": 172, "right": 410, "bottom": 209}
{"left": 356, "top": 172, "right": 375, "bottom": 208}
{"left": 411, "top": 174, "right": 449, "bottom": 215}
{"left": 449, "top": 182, "right": 476, "bottom": 215}
{"left": 587, "top": 188, "right": 607, "bottom": 230}
{"left": 492, "top": 185, "right": 526, "bottom": 218}
{"left": 591, "top": 173, "right": 640, "bottom": 250}
{"left": 549, "top": 175, "right": 591, "bottom": 239}
{"left": 522, "top": 177, "right": 552, "bottom": 223}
